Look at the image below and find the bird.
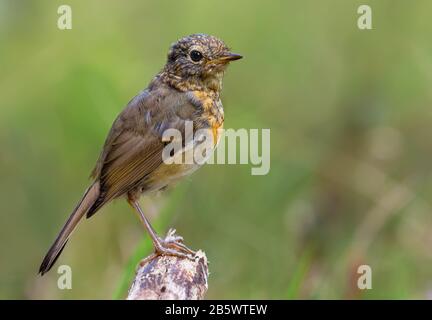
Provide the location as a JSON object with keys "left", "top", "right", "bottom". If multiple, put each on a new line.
{"left": 39, "top": 34, "right": 242, "bottom": 275}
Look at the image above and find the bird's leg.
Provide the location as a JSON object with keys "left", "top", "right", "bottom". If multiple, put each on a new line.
{"left": 128, "top": 199, "right": 196, "bottom": 259}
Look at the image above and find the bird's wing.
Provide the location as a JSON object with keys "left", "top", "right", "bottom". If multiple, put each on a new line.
{"left": 89, "top": 87, "right": 197, "bottom": 213}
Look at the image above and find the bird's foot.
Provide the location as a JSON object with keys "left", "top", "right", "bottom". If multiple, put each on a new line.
{"left": 156, "top": 228, "right": 196, "bottom": 257}
{"left": 139, "top": 229, "right": 196, "bottom": 267}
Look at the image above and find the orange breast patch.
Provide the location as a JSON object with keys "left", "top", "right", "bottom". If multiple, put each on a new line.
{"left": 212, "top": 122, "right": 223, "bottom": 146}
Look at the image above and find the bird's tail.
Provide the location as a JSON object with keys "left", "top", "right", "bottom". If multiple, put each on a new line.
{"left": 39, "top": 182, "right": 100, "bottom": 275}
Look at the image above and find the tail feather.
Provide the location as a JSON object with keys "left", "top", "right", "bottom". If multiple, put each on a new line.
{"left": 39, "top": 182, "right": 100, "bottom": 275}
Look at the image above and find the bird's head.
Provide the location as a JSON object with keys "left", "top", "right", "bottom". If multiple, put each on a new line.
{"left": 163, "top": 34, "right": 242, "bottom": 92}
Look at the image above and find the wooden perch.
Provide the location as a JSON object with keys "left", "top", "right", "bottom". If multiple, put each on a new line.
{"left": 127, "top": 249, "right": 209, "bottom": 300}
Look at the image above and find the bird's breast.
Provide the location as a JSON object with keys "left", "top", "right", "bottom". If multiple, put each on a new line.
{"left": 141, "top": 91, "right": 224, "bottom": 193}
{"left": 190, "top": 90, "right": 224, "bottom": 146}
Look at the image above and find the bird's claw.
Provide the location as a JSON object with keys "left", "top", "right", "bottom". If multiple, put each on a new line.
{"left": 138, "top": 228, "right": 196, "bottom": 269}
{"left": 164, "top": 228, "right": 184, "bottom": 244}
{"left": 156, "top": 228, "right": 196, "bottom": 257}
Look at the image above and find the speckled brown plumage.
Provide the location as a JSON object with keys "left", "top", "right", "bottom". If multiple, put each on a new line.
{"left": 39, "top": 34, "right": 242, "bottom": 275}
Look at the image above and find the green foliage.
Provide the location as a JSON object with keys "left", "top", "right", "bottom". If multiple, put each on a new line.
{"left": 1, "top": 0, "right": 432, "bottom": 299}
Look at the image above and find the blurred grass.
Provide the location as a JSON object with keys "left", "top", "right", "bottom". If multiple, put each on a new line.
{"left": 1, "top": 0, "right": 432, "bottom": 299}
{"left": 286, "top": 246, "right": 315, "bottom": 299}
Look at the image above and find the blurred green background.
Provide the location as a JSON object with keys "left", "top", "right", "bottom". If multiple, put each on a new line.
{"left": 1, "top": 0, "right": 432, "bottom": 299}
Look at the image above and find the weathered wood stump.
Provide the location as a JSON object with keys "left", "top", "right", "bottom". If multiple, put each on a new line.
{"left": 127, "top": 250, "right": 209, "bottom": 300}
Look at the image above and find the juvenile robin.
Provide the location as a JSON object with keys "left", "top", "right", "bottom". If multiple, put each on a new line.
{"left": 39, "top": 34, "right": 242, "bottom": 275}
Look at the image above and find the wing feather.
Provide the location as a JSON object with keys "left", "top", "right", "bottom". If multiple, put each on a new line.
{"left": 88, "top": 86, "right": 197, "bottom": 214}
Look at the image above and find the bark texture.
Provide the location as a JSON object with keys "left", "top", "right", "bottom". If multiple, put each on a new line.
{"left": 127, "top": 250, "right": 209, "bottom": 300}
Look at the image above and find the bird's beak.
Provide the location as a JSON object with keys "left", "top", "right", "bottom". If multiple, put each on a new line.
{"left": 215, "top": 52, "right": 243, "bottom": 64}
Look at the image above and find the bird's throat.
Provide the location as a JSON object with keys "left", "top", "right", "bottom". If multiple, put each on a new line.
{"left": 158, "top": 71, "right": 224, "bottom": 94}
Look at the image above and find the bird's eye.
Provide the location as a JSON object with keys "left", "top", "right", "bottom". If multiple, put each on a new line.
{"left": 190, "top": 50, "right": 203, "bottom": 62}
